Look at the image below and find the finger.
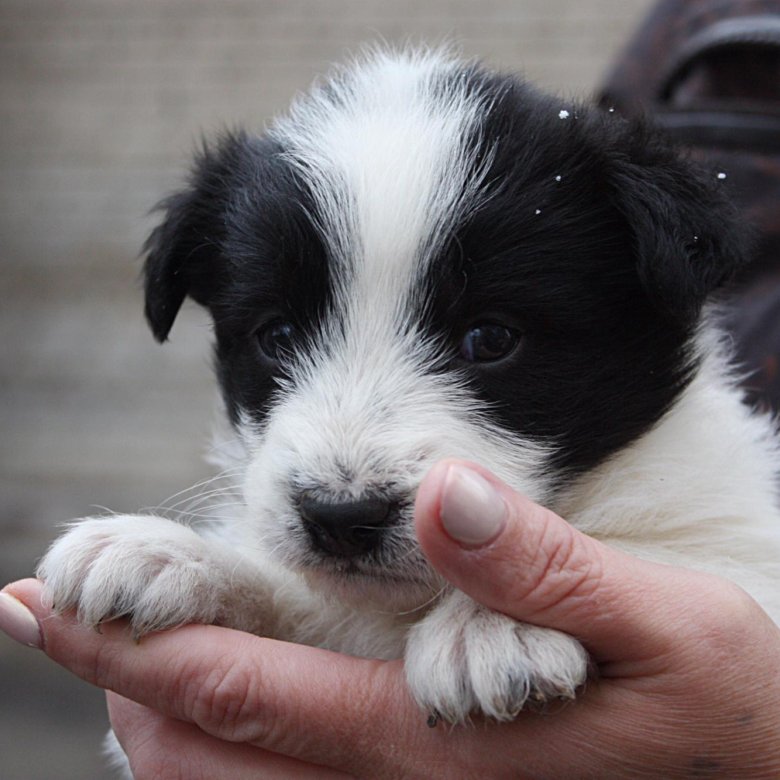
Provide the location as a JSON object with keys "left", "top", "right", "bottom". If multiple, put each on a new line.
{"left": 414, "top": 460, "right": 720, "bottom": 664}
{"left": 6, "top": 579, "right": 756, "bottom": 777}
{"left": 107, "top": 693, "right": 351, "bottom": 780}
{"left": 0, "top": 581, "right": 642, "bottom": 777}
{"left": 0, "top": 579, "right": 433, "bottom": 775}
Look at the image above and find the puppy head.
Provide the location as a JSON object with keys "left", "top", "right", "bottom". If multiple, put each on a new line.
{"left": 143, "top": 49, "right": 748, "bottom": 608}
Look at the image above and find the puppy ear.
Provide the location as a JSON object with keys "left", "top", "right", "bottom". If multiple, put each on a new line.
{"left": 143, "top": 190, "right": 204, "bottom": 342}
{"left": 143, "top": 132, "right": 250, "bottom": 342}
{"left": 608, "top": 122, "right": 751, "bottom": 325}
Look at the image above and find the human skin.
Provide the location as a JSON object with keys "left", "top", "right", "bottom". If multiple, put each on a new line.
{"left": 1, "top": 459, "right": 779, "bottom": 778}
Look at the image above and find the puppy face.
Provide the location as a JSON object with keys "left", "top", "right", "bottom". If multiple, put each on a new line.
{"left": 143, "top": 50, "right": 745, "bottom": 608}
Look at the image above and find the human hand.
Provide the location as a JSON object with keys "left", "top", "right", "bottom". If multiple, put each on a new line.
{"left": 2, "top": 459, "right": 779, "bottom": 778}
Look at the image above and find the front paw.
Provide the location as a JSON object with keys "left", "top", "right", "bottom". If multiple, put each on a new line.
{"left": 405, "top": 591, "right": 589, "bottom": 723}
{"left": 37, "top": 515, "right": 223, "bottom": 636}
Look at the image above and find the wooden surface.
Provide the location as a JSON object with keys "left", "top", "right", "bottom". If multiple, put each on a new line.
{"left": 0, "top": 1, "right": 653, "bottom": 776}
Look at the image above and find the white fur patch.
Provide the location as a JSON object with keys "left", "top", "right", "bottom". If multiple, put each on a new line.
{"left": 270, "top": 48, "right": 492, "bottom": 293}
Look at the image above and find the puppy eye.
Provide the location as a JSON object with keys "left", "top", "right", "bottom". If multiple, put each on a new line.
{"left": 459, "top": 323, "right": 520, "bottom": 363}
{"left": 256, "top": 320, "right": 298, "bottom": 362}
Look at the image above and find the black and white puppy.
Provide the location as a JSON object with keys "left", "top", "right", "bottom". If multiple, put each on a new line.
{"left": 39, "top": 48, "right": 780, "bottom": 728}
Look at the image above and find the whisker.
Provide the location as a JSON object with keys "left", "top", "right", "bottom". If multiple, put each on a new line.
{"left": 393, "top": 583, "right": 449, "bottom": 616}
{"left": 163, "top": 485, "right": 243, "bottom": 514}
{"left": 155, "top": 468, "right": 243, "bottom": 507}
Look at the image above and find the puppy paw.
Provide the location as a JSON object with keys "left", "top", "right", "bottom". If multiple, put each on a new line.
{"left": 405, "top": 591, "right": 588, "bottom": 723}
{"left": 37, "top": 515, "right": 225, "bottom": 636}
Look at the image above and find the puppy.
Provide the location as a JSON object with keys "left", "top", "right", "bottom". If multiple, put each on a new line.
{"left": 39, "top": 48, "right": 780, "bottom": 732}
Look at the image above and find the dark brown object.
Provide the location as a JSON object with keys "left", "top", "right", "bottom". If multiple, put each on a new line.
{"left": 599, "top": 0, "right": 780, "bottom": 411}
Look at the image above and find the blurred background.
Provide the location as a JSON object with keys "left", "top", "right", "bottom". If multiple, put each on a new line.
{"left": 1, "top": 1, "right": 653, "bottom": 777}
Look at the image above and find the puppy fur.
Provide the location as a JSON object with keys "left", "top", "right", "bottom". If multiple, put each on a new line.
{"left": 39, "top": 48, "right": 780, "bottom": 736}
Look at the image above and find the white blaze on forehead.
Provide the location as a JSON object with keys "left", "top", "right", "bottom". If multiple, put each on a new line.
{"left": 249, "top": 50, "right": 554, "bottom": 508}
{"left": 237, "top": 51, "right": 556, "bottom": 517}
{"left": 269, "top": 48, "right": 492, "bottom": 316}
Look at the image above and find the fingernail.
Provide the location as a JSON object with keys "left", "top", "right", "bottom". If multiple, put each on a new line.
{"left": 440, "top": 465, "right": 506, "bottom": 547}
{"left": 0, "top": 592, "right": 42, "bottom": 649}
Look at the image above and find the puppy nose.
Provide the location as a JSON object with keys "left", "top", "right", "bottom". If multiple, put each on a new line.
{"left": 299, "top": 493, "right": 393, "bottom": 558}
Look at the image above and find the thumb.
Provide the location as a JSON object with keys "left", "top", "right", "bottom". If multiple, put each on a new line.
{"left": 414, "top": 460, "right": 703, "bottom": 666}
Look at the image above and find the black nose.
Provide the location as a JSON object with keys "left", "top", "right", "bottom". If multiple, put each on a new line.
{"left": 299, "top": 493, "right": 393, "bottom": 558}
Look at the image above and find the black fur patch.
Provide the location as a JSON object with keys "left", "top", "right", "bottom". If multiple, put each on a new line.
{"left": 415, "top": 70, "right": 748, "bottom": 477}
{"left": 144, "top": 132, "right": 331, "bottom": 425}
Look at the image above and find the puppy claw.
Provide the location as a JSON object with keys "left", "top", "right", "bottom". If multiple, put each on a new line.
{"left": 405, "top": 592, "right": 588, "bottom": 723}
{"left": 37, "top": 515, "right": 224, "bottom": 638}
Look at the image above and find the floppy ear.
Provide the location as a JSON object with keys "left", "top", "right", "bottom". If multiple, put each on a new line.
{"left": 607, "top": 121, "right": 752, "bottom": 325}
{"left": 143, "top": 189, "right": 207, "bottom": 342}
{"left": 143, "top": 132, "right": 251, "bottom": 342}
